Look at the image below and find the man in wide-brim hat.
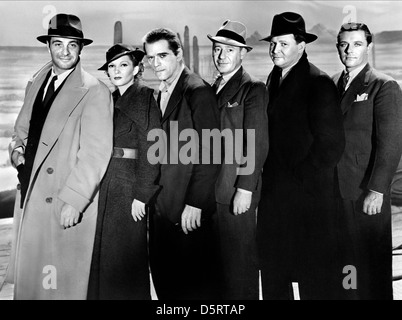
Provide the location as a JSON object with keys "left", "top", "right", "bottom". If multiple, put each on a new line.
{"left": 4, "top": 13, "right": 113, "bottom": 300}
{"left": 207, "top": 20, "right": 268, "bottom": 300}
{"left": 257, "top": 11, "right": 346, "bottom": 300}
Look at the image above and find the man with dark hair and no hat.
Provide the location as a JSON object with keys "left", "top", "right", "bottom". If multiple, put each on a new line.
{"left": 3, "top": 13, "right": 113, "bottom": 299}
{"left": 257, "top": 12, "right": 345, "bottom": 299}
{"left": 333, "top": 22, "right": 402, "bottom": 300}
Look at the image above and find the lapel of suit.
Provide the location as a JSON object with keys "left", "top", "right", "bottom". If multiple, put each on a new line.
{"left": 217, "top": 67, "right": 245, "bottom": 109}
{"left": 161, "top": 67, "right": 188, "bottom": 124}
{"left": 341, "top": 63, "right": 371, "bottom": 114}
{"left": 33, "top": 61, "right": 89, "bottom": 172}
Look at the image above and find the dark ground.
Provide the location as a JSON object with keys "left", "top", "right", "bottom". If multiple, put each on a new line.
{"left": 0, "top": 189, "right": 15, "bottom": 219}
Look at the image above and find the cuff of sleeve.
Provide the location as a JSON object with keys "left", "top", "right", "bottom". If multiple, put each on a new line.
{"left": 237, "top": 188, "right": 253, "bottom": 195}
{"left": 58, "top": 186, "right": 91, "bottom": 213}
{"left": 369, "top": 189, "right": 384, "bottom": 196}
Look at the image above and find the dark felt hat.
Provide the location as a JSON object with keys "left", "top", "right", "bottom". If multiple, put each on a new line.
{"left": 98, "top": 44, "right": 145, "bottom": 71}
{"left": 261, "top": 12, "right": 317, "bottom": 43}
{"left": 37, "top": 13, "right": 93, "bottom": 46}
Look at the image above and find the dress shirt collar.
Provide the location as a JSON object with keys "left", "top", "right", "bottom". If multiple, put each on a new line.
{"left": 344, "top": 63, "right": 367, "bottom": 90}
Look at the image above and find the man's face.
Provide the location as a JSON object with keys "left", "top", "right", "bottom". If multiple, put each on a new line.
{"left": 269, "top": 34, "right": 305, "bottom": 69}
{"left": 48, "top": 37, "right": 82, "bottom": 74}
{"left": 212, "top": 42, "right": 246, "bottom": 75}
{"left": 145, "top": 39, "right": 183, "bottom": 84}
{"left": 337, "top": 30, "right": 372, "bottom": 72}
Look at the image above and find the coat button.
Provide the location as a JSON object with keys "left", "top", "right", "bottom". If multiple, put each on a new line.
{"left": 47, "top": 168, "right": 54, "bottom": 174}
{"left": 45, "top": 197, "right": 53, "bottom": 204}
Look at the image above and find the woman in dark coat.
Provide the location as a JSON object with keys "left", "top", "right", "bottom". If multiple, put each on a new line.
{"left": 87, "top": 44, "right": 161, "bottom": 300}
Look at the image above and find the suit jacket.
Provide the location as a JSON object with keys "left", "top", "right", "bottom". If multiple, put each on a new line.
{"left": 7, "top": 60, "right": 113, "bottom": 299}
{"left": 333, "top": 63, "right": 402, "bottom": 200}
{"left": 156, "top": 67, "right": 220, "bottom": 223}
{"left": 215, "top": 67, "right": 269, "bottom": 205}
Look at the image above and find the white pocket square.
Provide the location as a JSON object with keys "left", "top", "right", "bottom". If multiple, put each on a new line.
{"left": 227, "top": 102, "right": 239, "bottom": 108}
{"left": 354, "top": 93, "right": 369, "bottom": 102}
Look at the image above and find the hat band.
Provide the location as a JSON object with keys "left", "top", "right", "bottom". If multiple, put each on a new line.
{"left": 48, "top": 25, "right": 84, "bottom": 39}
{"left": 216, "top": 29, "right": 246, "bottom": 45}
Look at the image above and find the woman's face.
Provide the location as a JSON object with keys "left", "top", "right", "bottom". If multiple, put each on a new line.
{"left": 107, "top": 55, "right": 136, "bottom": 87}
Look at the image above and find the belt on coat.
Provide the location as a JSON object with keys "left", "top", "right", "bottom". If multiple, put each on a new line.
{"left": 112, "top": 147, "right": 138, "bottom": 159}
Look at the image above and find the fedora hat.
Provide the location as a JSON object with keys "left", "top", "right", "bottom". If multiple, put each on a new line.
{"left": 37, "top": 13, "right": 93, "bottom": 46}
{"left": 207, "top": 20, "right": 253, "bottom": 52}
{"left": 98, "top": 44, "right": 145, "bottom": 71}
{"left": 261, "top": 12, "right": 317, "bottom": 43}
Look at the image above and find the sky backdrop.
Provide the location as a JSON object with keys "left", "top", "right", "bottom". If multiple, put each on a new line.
{"left": 0, "top": 0, "right": 401, "bottom": 46}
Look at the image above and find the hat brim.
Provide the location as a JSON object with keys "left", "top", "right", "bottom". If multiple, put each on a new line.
{"left": 37, "top": 35, "right": 93, "bottom": 46}
{"left": 98, "top": 50, "right": 145, "bottom": 71}
{"left": 260, "top": 32, "right": 317, "bottom": 44}
{"left": 207, "top": 34, "right": 253, "bottom": 52}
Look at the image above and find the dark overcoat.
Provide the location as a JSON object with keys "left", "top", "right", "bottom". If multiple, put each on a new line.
{"left": 88, "top": 81, "right": 161, "bottom": 300}
{"left": 257, "top": 52, "right": 345, "bottom": 300}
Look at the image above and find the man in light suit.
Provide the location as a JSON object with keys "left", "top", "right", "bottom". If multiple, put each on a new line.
{"left": 208, "top": 20, "right": 268, "bottom": 299}
{"left": 334, "top": 22, "right": 402, "bottom": 300}
{"left": 143, "top": 28, "right": 221, "bottom": 300}
{"left": 4, "top": 14, "right": 113, "bottom": 299}
{"left": 257, "top": 12, "right": 345, "bottom": 300}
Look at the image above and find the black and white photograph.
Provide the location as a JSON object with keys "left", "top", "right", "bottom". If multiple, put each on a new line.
{"left": 1, "top": 0, "right": 402, "bottom": 307}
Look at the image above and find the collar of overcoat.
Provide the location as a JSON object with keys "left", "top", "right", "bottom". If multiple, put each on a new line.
{"left": 337, "top": 63, "right": 372, "bottom": 114}
{"left": 216, "top": 66, "right": 250, "bottom": 109}
{"left": 114, "top": 81, "right": 151, "bottom": 131}
{"left": 26, "top": 60, "right": 91, "bottom": 175}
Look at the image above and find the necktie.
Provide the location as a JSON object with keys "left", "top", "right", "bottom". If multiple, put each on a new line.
{"left": 340, "top": 71, "right": 350, "bottom": 93}
{"left": 212, "top": 75, "right": 223, "bottom": 93}
{"left": 43, "top": 75, "right": 58, "bottom": 107}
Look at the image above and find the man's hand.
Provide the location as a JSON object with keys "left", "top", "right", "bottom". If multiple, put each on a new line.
{"left": 363, "top": 191, "right": 384, "bottom": 215}
{"left": 60, "top": 203, "right": 81, "bottom": 229}
{"left": 233, "top": 189, "right": 252, "bottom": 215}
{"left": 11, "top": 149, "right": 25, "bottom": 168}
{"left": 181, "top": 205, "right": 202, "bottom": 235}
{"left": 132, "top": 199, "right": 146, "bottom": 222}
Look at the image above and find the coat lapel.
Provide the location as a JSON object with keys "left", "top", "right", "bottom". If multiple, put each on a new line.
{"left": 340, "top": 63, "right": 371, "bottom": 114}
{"left": 33, "top": 62, "right": 88, "bottom": 173}
{"left": 161, "top": 67, "right": 188, "bottom": 124}
{"left": 217, "top": 67, "right": 246, "bottom": 109}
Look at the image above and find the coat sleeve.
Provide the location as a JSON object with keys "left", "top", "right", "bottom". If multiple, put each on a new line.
{"left": 58, "top": 83, "right": 113, "bottom": 213}
{"left": 133, "top": 89, "right": 162, "bottom": 204}
{"left": 235, "top": 81, "right": 269, "bottom": 192}
{"left": 295, "top": 74, "right": 345, "bottom": 180}
{"left": 184, "top": 84, "right": 220, "bottom": 212}
{"left": 368, "top": 79, "right": 402, "bottom": 194}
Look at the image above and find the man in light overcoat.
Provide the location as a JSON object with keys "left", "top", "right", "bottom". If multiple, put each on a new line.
{"left": 4, "top": 14, "right": 113, "bottom": 300}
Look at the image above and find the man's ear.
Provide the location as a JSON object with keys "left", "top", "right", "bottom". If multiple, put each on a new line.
{"left": 176, "top": 47, "right": 184, "bottom": 62}
{"left": 240, "top": 47, "right": 247, "bottom": 60}
{"left": 298, "top": 41, "right": 306, "bottom": 53}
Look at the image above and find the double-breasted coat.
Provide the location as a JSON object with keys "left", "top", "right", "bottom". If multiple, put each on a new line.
{"left": 5, "top": 61, "right": 113, "bottom": 300}
{"left": 333, "top": 63, "right": 402, "bottom": 300}
{"left": 257, "top": 52, "right": 345, "bottom": 299}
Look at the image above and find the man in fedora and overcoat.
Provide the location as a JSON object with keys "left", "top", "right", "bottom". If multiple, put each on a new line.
{"left": 208, "top": 20, "right": 268, "bottom": 299}
{"left": 257, "top": 12, "right": 345, "bottom": 299}
{"left": 333, "top": 22, "right": 402, "bottom": 300}
{"left": 3, "top": 13, "right": 113, "bottom": 299}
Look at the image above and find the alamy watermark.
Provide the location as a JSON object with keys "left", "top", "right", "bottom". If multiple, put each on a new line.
{"left": 147, "top": 121, "right": 257, "bottom": 176}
